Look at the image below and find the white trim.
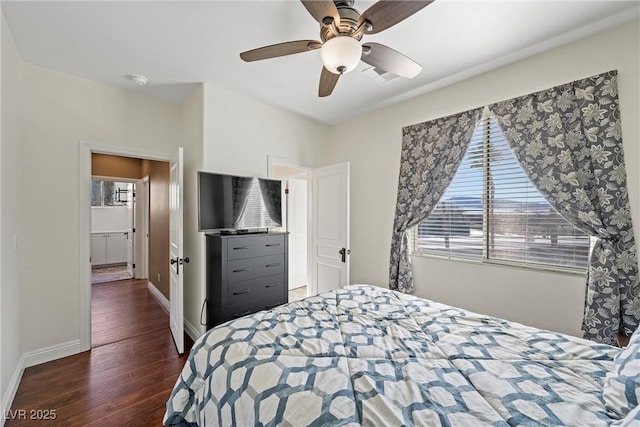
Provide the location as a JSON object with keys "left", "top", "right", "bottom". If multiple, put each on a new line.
{"left": 79, "top": 140, "right": 174, "bottom": 352}
{"left": 79, "top": 142, "right": 92, "bottom": 351}
{"left": 91, "top": 175, "right": 140, "bottom": 183}
{"left": 1, "top": 355, "right": 25, "bottom": 426}
{"left": 147, "top": 281, "right": 201, "bottom": 342}
{"left": 147, "top": 281, "right": 170, "bottom": 313}
{"left": 184, "top": 319, "right": 201, "bottom": 343}
{"left": 139, "top": 176, "right": 150, "bottom": 279}
{"left": 23, "top": 340, "right": 81, "bottom": 368}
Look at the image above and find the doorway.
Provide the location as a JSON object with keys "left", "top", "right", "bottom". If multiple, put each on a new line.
{"left": 269, "top": 157, "right": 311, "bottom": 301}
{"left": 268, "top": 158, "right": 351, "bottom": 300}
{"left": 79, "top": 144, "right": 173, "bottom": 352}
{"left": 90, "top": 178, "right": 136, "bottom": 285}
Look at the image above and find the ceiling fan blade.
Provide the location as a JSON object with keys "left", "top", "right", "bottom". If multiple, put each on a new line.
{"left": 240, "top": 40, "right": 322, "bottom": 62}
{"left": 319, "top": 67, "right": 340, "bottom": 97}
{"left": 361, "top": 42, "right": 422, "bottom": 79}
{"left": 358, "top": 0, "right": 434, "bottom": 34}
{"left": 301, "top": 1, "right": 340, "bottom": 26}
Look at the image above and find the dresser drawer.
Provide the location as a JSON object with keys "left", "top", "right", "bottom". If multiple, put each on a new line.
{"left": 227, "top": 254, "right": 285, "bottom": 283}
{"left": 224, "top": 293, "right": 287, "bottom": 322}
{"left": 227, "top": 234, "right": 285, "bottom": 260}
{"left": 227, "top": 274, "right": 286, "bottom": 306}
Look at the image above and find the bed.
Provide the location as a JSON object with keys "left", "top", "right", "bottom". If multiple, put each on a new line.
{"left": 164, "top": 285, "right": 640, "bottom": 426}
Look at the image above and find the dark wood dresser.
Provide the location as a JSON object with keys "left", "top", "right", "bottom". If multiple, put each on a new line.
{"left": 205, "top": 232, "right": 288, "bottom": 329}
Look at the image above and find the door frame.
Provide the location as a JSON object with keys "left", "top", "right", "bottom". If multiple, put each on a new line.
{"left": 79, "top": 141, "right": 172, "bottom": 352}
{"left": 267, "top": 156, "right": 312, "bottom": 296}
{"left": 138, "top": 176, "right": 150, "bottom": 280}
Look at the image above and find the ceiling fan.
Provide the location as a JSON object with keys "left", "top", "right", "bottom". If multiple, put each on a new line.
{"left": 240, "top": 0, "right": 434, "bottom": 97}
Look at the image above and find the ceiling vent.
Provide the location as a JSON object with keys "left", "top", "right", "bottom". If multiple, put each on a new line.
{"left": 362, "top": 66, "right": 400, "bottom": 85}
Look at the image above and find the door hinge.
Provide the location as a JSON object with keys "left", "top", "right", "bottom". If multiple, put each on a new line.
{"left": 132, "top": 228, "right": 136, "bottom": 233}
{"left": 132, "top": 263, "right": 136, "bottom": 269}
{"left": 285, "top": 188, "right": 290, "bottom": 194}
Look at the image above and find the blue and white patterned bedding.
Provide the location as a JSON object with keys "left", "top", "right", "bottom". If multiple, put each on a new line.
{"left": 164, "top": 285, "right": 622, "bottom": 426}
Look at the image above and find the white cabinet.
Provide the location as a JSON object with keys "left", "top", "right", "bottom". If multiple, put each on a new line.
{"left": 106, "top": 232, "right": 127, "bottom": 264}
{"left": 91, "top": 232, "right": 127, "bottom": 266}
{"left": 91, "top": 234, "right": 107, "bottom": 266}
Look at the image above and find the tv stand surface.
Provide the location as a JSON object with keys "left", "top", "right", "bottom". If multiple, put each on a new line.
{"left": 218, "top": 228, "right": 269, "bottom": 235}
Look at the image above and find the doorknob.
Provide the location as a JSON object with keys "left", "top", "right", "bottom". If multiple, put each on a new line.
{"left": 170, "top": 256, "right": 180, "bottom": 275}
{"left": 171, "top": 257, "right": 189, "bottom": 275}
{"left": 339, "top": 248, "right": 351, "bottom": 263}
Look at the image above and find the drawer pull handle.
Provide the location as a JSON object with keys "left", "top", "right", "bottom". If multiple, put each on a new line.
{"left": 232, "top": 289, "right": 251, "bottom": 295}
{"left": 265, "top": 263, "right": 281, "bottom": 268}
{"left": 265, "top": 303, "right": 280, "bottom": 309}
{"left": 265, "top": 243, "right": 281, "bottom": 247}
{"left": 232, "top": 268, "right": 251, "bottom": 273}
{"left": 265, "top": 283, "right": 280, "bottom": 288}
{"left": 233, "top": 311, "right": 251, "bottom": 319}
{"left": 233, "top": 246, "right": 251, "bottom": 250}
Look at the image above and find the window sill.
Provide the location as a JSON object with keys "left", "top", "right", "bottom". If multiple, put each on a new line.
{"left": 411, "top": 252, "right": 587, "bottom": 278}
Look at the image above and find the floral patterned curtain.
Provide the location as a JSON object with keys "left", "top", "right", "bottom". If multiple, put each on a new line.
{"left": 489, "top": 70, "right": 639, "bottom": 345}
{"left": 390, "top": 108, "right": 483, "bottom": 293}
{"left": 258, "top": 178, "right": 282, "bottom": 226}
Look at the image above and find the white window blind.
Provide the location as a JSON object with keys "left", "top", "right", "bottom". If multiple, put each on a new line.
{"left": 237, "top": 179, "right": 279, "bottom": 228}
{"left": 415, "top": 116, "right": 591, "bottom": 271}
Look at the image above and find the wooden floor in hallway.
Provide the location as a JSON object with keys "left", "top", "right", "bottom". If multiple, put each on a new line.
{"left": 6, "top": 279, "right": 194, "bottom": 427}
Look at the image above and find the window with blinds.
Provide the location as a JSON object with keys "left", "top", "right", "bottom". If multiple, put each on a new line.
{"left": 414, "top": 116, "right": 591, "bottom": 271}
{"left": 236, "top": 179, "right": 279, "bottom": 229}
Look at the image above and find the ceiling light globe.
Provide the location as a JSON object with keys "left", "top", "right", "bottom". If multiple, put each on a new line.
{"left": 321, "top": 36, "right": 362, "bottom": 75}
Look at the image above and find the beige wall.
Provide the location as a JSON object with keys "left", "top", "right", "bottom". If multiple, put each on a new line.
{"left": 142, "top": 160, "right": 170, "bottom": 299}
{"left": 1, "top": 13, "right": 24, "bottom": 412}
{"left": 190, "top": 84, "right": 329, "bottom": 336}
{"left": 324, "top": 20, "right": 640, "bottom": 337}
{"left": 20, "top": 63, "right": 184, "bottom": 353}
{"left": 202, "top": 84, "right": 329, "bottom": 176}
{"left": 92, "top": 153, "right": 143, "bottom": 179}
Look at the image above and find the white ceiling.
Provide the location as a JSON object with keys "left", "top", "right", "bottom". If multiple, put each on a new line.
{"left": 3, "top": 0, "right": 638, "bottom": 125}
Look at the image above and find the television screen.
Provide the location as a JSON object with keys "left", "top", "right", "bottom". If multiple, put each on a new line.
{"left": 198, "top": 171, "right": 282, "bottom": 232}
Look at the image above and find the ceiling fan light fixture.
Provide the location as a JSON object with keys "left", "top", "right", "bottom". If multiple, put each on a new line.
{"left": 321, "top": 36, "right": 362, "bottom": 75}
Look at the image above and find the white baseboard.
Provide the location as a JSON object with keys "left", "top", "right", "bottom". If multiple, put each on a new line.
{"left": 23, "top": 340, "right": 81, "bottom": 368}
{"left": 147, "top": 281, "right": 202, "bottom": 343}
{"left": 184, "top": 318, "right": 202, "bottom": 343}
{"left": 1, "top": 340, "right": 80, "bottom": 426}
{"left": 147, "top": 281, "right": 170, "bottom": 313}
{"left": 1, "top": 354, "right": 25, "bottom": 427}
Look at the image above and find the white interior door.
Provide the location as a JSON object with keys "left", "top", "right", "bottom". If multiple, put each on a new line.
{"left": 312, "top": 162, "right": 350, "bottom": 295}
{"left": 169, "top": 147, "right": 185, "bottom": 354}
{"left": 126, "top": 183, "right": 135, "bottom": 276}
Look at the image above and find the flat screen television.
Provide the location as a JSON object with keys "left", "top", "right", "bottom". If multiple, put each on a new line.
{"left": 198, "top": 171, "right": 282, "bottom": 233}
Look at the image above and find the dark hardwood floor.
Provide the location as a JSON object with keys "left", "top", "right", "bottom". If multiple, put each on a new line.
{"left": 7, "top": 279, "right": 194, "bottom": 427}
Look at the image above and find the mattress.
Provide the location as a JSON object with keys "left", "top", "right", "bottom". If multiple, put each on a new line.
{"left": 164, "top": 284, "right": 620, "bottom": 426}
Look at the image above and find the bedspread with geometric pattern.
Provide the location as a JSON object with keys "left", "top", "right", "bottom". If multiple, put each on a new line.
{"left": 164, "top": 285, "right": 620, "bottom": 426}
